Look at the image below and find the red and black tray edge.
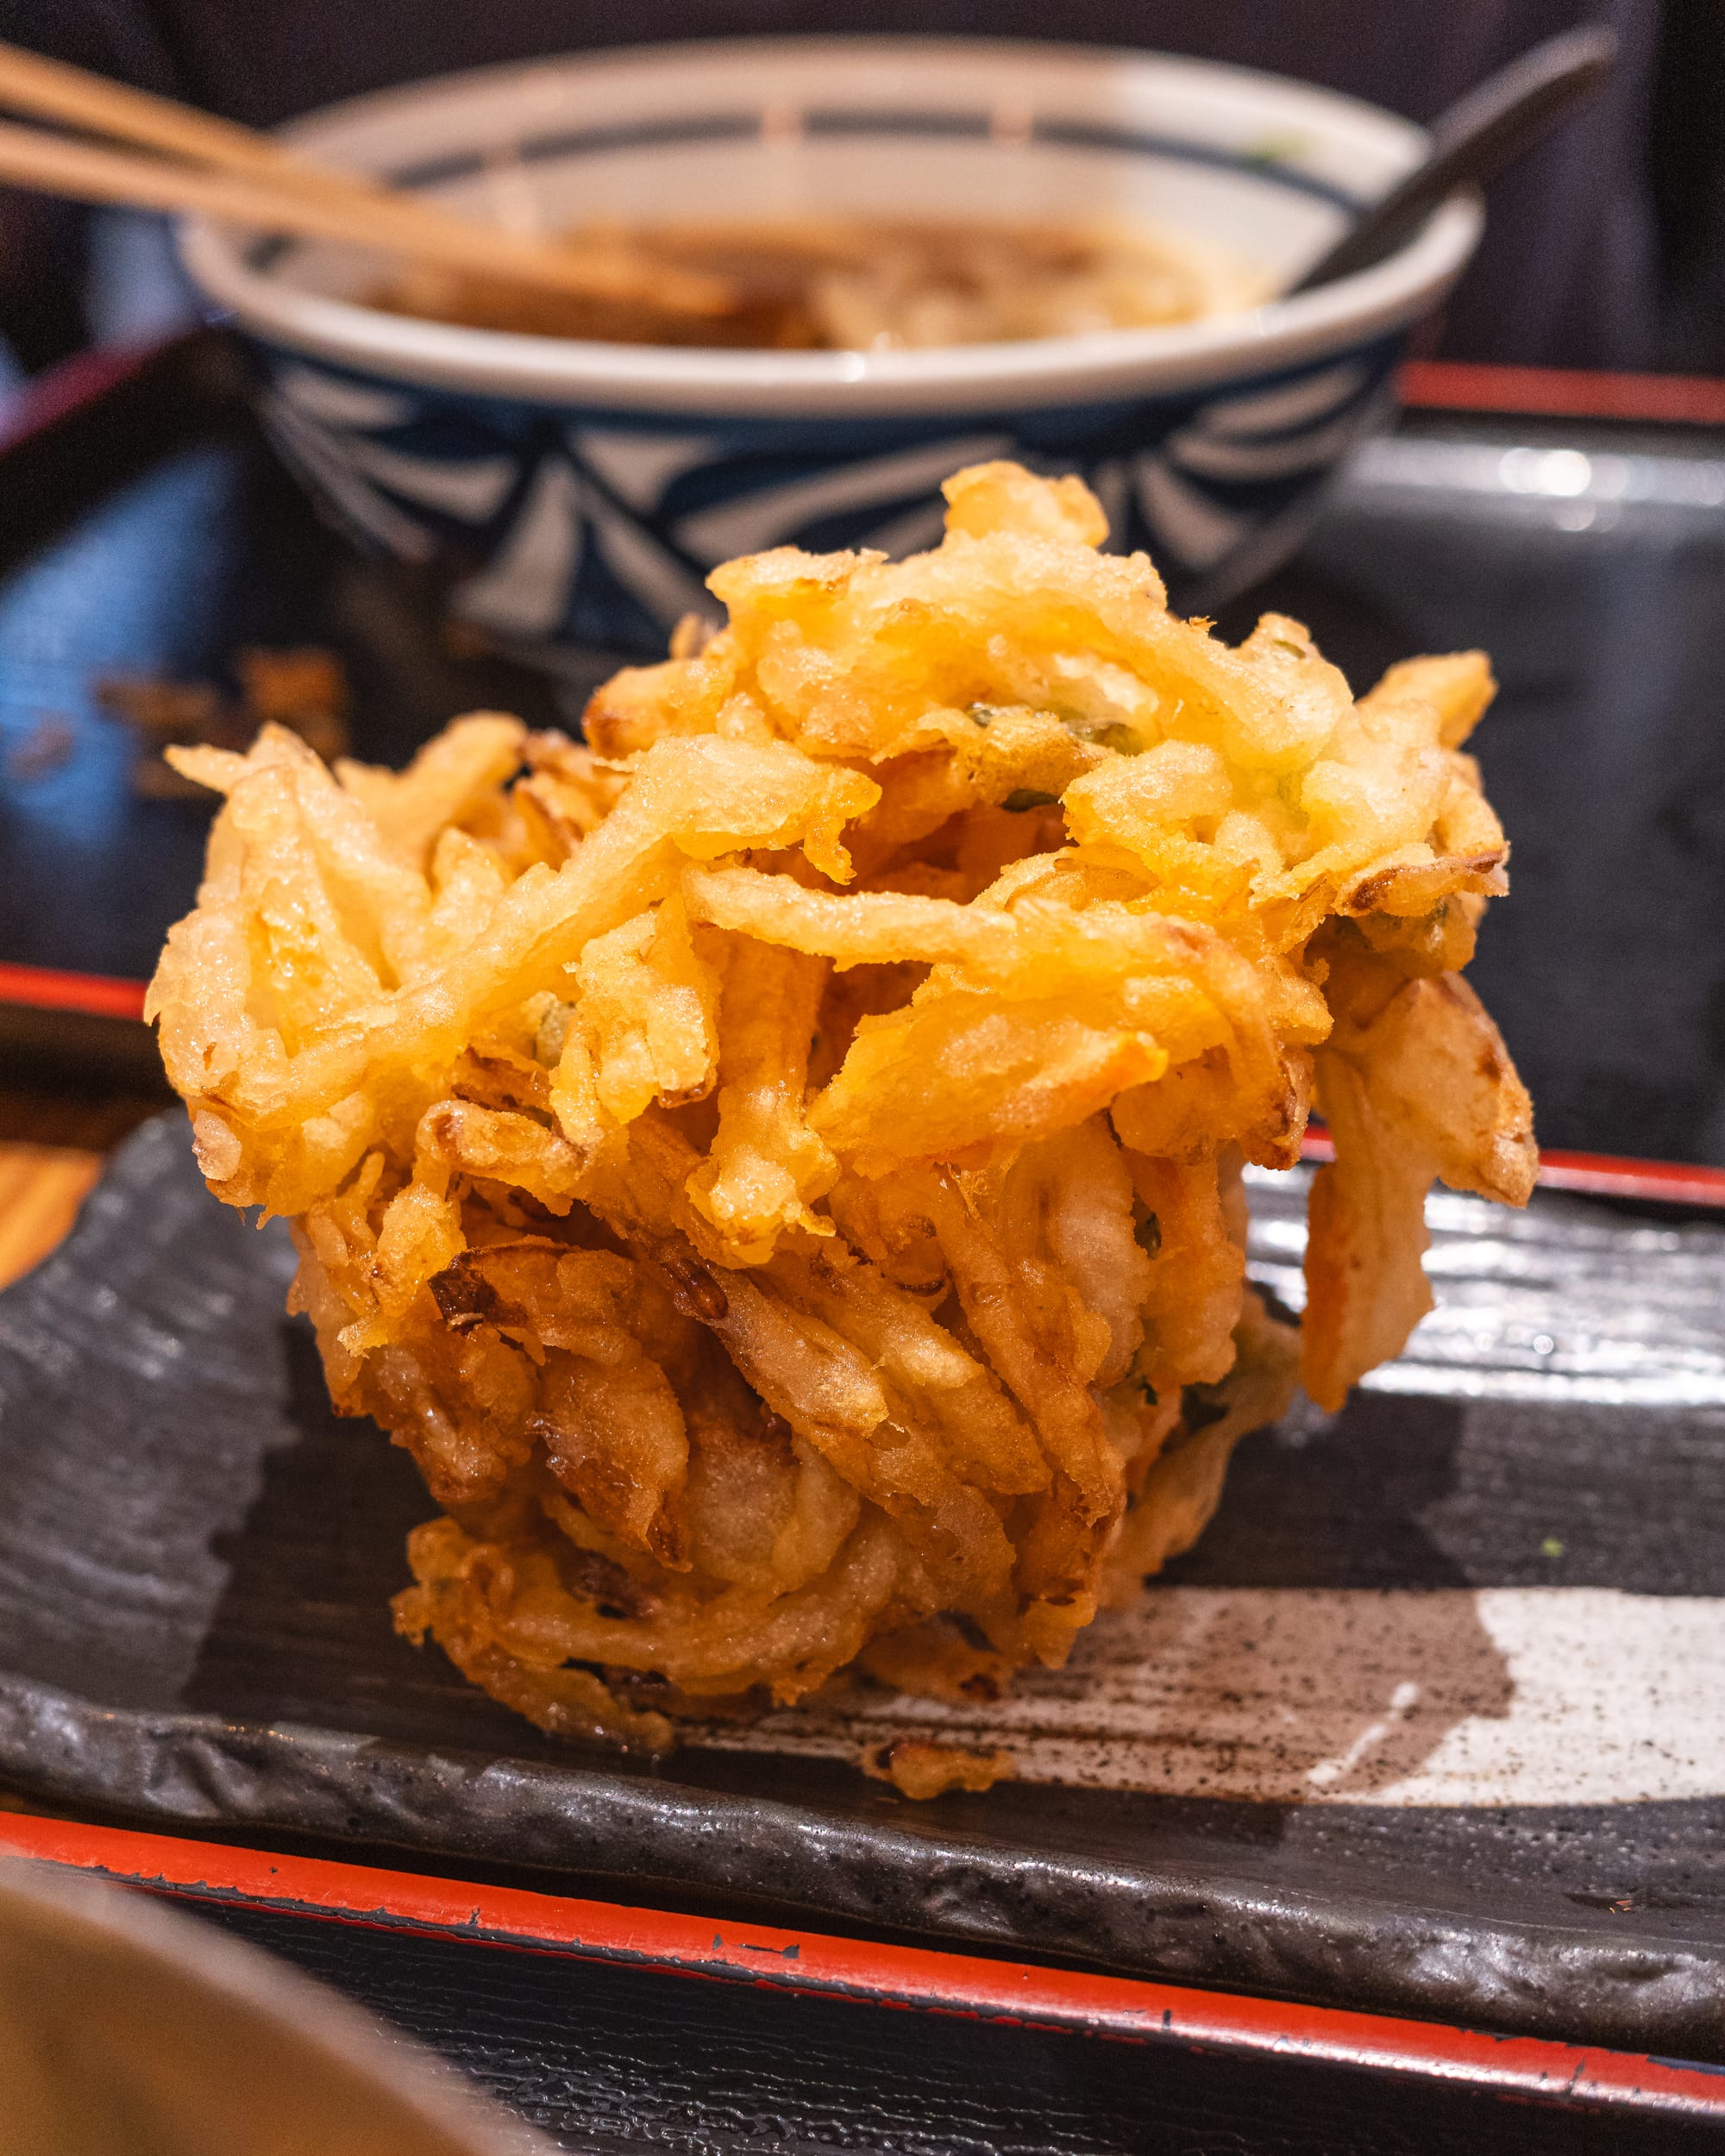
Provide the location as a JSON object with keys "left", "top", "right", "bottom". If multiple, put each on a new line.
{"left": 6, "top": 962, "right": 1716, "bottom": 1216}
{"left": 1399, "top": 359, "right": 1725, "bottom": 428}
{"left": 6, "top": 959, "right": 1722, "bottom": 1210}
{"left": 0, "top": 961, "right": 149, "bottom": 1024}
{"left": 0, "top": 964, "right": 166, "bottom": 1091}
{"left": 2, "top": 1810, "right": 1722, "bottom": 2123}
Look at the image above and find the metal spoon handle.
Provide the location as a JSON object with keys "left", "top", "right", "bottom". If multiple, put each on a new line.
{"left": 1289, "top": 25, "right": 1618, "bottom": 295}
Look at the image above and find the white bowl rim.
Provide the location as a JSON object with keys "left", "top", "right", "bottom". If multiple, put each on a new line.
{"left": 178, "top": 34, "right": 1484, "bottom": 420}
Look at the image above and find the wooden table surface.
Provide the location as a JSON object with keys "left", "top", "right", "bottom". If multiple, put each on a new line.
{"left": 0, "top": 1083, "right": 170, "bottom": 1294}
{"left": 0, "top": 1143, "right": 104, "bottom": 1292}
{"left": 0, "top": 1087, "right": 168, "bottom": 1818}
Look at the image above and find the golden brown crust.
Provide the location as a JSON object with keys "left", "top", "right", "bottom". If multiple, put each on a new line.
{"left": 862, "top": 1739, "right": 1016, "bottom": 1800}
{"left": 150, "top": 463, "right": 1533, "bottom": 1784}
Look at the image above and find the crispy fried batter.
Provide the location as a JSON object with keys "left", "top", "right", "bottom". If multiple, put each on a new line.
{"left": 150, "top": 461, "right": 1534, "bottom": 1776}
{"left": 862, "top": 1739, "right": 1015, "bottom": 1800}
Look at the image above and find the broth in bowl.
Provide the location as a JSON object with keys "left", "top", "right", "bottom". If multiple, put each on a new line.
{"left": 373, "top": 214, "right": 1270, "bottom": 350}
{"left": 179, "top": 36, "right": 1480, "bottom": 653}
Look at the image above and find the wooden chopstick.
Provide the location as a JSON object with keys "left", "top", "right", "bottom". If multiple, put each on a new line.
{"left": 0, "top": 40, "right": 735, "bottom": 316}
{"left": 0, "top": 38, "right": 385, "bottom": 208}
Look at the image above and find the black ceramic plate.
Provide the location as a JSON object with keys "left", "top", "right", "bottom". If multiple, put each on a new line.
{"left": 3, "top": 1117, "right": 1725, "bottom": 2058}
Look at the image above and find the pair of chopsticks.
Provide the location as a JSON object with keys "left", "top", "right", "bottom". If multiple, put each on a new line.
{"left": 0, "top": 39, "right": 733, "bottom": 315}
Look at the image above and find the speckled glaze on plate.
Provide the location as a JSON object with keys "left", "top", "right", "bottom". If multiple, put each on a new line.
{"left": 3, "top": 1116, "right": 1724, "bottom": 2055}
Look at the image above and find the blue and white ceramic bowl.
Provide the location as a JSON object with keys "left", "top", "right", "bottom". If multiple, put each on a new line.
{"left": 178, "top": 38, "right": 1482, "bottom": 661}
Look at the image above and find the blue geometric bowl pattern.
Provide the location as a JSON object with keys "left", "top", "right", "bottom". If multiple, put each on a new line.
{"left": 254, "top": 334, "right": 1404, "bottom": 658}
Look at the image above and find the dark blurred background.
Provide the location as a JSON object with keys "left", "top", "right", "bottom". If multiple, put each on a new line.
{"left": 0, "top": 0, "right": 1721, "bottom": 383}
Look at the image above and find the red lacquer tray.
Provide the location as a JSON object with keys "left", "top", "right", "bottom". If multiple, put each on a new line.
{"left": 4, "top": 1811, "right": 1723, "bottom": 2133}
